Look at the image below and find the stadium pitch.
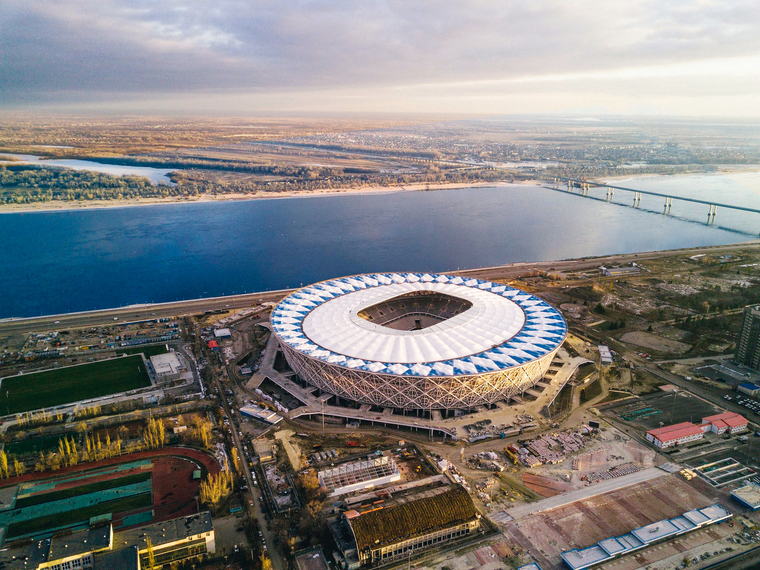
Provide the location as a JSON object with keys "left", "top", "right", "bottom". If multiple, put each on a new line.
{"left": 0, "top": 355, "right": 151, "bottom": 415}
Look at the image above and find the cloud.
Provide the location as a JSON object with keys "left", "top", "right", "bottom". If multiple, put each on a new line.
{"left": 1, "top": 0, "right": 759, "bottom": 114}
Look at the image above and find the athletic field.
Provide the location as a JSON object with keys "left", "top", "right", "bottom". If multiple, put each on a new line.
{"left": 0, "top": 355, "right": 151, "bottom": 415}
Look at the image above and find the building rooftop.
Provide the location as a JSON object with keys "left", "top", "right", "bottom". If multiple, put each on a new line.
{"left": 347, "top": 485, "right": 477, "bottom": 551}
{"left": 114, "top": 512, "right": 212, "bottom": 551}
{"left": 150, "top": 352, "right": 182, "bottom": 375}
{"left": 731, "top": 483, "right": 760, "bottom": 509}
{"left": 93, "top": 546, "right": 139, "bottom": 570}
{"left": 647, "top": 422, "right": 703, "bottom": 441}
{"left": 703, "top": 412, "right": 747, "bottom": 427}
{"left": 632, "top": 519, "right": 680, "bottom": 543}
{"left": 48, "top": 525, "right": 113, "bottom": 560}
{"left": 271, "top": 273, "right": 566, "bottom": 376}
{"left": 295, "top": 546, "right": 330, "bottom": 570}
{"left": 0, "top": 538, "right": 51, "bottom": 570}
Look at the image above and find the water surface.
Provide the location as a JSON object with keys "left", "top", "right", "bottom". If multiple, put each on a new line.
{"left": 1, "top": 178, "right": 755, "bottom": 318}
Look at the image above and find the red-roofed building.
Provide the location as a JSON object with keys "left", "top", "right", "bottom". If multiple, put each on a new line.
{"left": 208, "top": 340, "right": 219, "bottom": 350}
{"left": 646, "top": 422, "right": 705, "bottom": 449}
{"left": 701, "top": 412, "right": 748, "bottom": 434}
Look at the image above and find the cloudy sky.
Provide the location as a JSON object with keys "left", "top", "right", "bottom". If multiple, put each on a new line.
{"left": 2, "top": 0, "right": 759, "bottom": 116}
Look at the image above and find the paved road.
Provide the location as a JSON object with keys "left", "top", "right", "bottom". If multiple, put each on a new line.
{"left": 0, "top": 291, "right": 290, "bottom": 335}
{"left": 503, "top": 467, "right": 666, "bottom": 519}
{"left": 213, "top": 373, "right": 285, "bottom": 570}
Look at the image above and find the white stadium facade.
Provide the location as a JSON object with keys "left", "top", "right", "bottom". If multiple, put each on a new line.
{"left": 270, "top": 273, "right": 567, "bottom": 411}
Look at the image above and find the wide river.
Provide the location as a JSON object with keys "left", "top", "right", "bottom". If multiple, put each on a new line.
{"left": 2, "top": 173, "right": 760, "bottom": 318}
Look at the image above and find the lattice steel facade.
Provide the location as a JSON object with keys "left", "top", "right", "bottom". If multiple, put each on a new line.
{"left": 281, "top": 338, "right": 558, "bottom": 410}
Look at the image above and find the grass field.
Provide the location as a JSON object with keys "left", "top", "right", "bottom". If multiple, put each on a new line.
{"left": 0, "top": 355, "right": 151, "bottom": 415}
{"left": 116, "top": 344, "right": 168, "bottom": 358}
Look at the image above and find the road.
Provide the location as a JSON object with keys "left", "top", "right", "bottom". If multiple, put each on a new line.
{"left": 0, "top": 290, "right": 290, "bottom": 335}
{"left": 212, "top": 373, "right": 286, "bottom": 570}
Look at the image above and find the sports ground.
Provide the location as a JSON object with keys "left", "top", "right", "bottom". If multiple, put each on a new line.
{"left": 0, "top": 448, "right": 219, "bottom": 544}
{"left": 0, "top": 355, "right": 151, "bottom": 415}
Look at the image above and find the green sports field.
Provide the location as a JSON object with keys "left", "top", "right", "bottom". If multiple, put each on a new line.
{"left": 0, "top": 355, "right": 151, "bottom": 415}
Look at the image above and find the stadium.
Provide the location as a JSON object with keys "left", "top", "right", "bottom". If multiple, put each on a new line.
{"left": 270, "top": 273, "right": 566, "bottom": 411}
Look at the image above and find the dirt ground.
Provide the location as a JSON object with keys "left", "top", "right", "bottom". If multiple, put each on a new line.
{"left": 525, "top": 433, "right": 657, "bottom": 493}
{"left": 621, "top": 331, "right": 692, "bottom": 354}
{"left": 502, "top": 474, "right": 719, "bottom": 570}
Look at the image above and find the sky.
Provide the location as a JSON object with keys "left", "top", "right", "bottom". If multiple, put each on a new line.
{"left": 2, "top": 0, "right": 759, "bottom": 117}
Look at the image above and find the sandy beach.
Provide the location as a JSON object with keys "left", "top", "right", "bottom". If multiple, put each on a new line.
{"left": 0, "top": 180, "right": 528, "bottom": 214}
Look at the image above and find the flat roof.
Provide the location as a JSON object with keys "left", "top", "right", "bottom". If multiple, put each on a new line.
{"left": 49, "top": 525, "right": 112, "bottom": 560}
{"left": 272, "top": 273, "right": 566, "bottom": 376}
{"left": 518, "top": 564, "right": 543, "bottom": 570}
{"left": 150, "top": 352, "right": 181, "bottom": 374}
{"left": 295, "top": 546, "right": 330, "bottom": 570}
{"left": 632, "top": 519, "right": 680, "bottom": 543}
{"left": 561, "top": 545, "right": 610, "bottom": 569}
{"left": 732, "top": 483, "right": 760, "bottom": 509}
{"left": 115, "top": 512, "right": 212, "bottom": 550}
{"left": 739, "top": 382, "right": 760, "bottom": 390}
{"left": 561, "top": 505, "right": 731, "bottom": 570}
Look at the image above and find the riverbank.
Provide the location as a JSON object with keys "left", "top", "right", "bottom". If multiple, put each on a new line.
{"left": 0, "top": 180, "right": 525, "bottom": 214}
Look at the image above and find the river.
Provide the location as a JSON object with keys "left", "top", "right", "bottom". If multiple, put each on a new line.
{"left": 0, "top": 153, "right": 176, "bottom": 185}
{"left": 1, "top": 174, "right": 759, "bottom": 318}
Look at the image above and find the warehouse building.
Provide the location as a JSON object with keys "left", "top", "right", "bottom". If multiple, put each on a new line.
{"left": 600, "top": 266, "right": 641, "bottom": 277}
{"left": 731, "top": 482, "right": 760, "bottom": 511}
{"left": 645, "top": 422, "right": 704, "bottom": 448}
{"left": 738, "top": 382, "right": 760, "bottom": 397}
{"left": 701, "top": 412, "right": 748, "bottom": 434}
{"left": 150, "top": 352, "right": 185, "bottom": 383}
{"left": 340, "top": 485, "right": 480, "bottom": 567}
{"left": 561, "top": 505, "right": 732, "bottom": 570}
{"left": 318, "top": 455, "right": 401, "bottom": 496}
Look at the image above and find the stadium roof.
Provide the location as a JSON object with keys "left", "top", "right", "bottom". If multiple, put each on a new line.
{"left": 271, "top": 273, "right": 566, "bottom": 377}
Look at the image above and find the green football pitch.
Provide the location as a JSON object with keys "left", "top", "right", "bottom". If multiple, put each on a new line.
{"left": 0, "top": 355, "right": 151, "bottom": 415}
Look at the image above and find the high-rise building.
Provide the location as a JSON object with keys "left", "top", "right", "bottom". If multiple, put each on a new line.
{"left": 736, "top": 305, "right": 760, "bottom": 370}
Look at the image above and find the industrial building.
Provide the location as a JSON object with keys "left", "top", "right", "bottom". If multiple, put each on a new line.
{"left": 731, "top": 482, "right": 760, "bottom": 511}
{"left": 599, "top": 266, "right": 641, "bottom": 277}
{"left": 240, "top": 403, "right": 283, "bottom": 425}
{"left": 646, "top": 422, "right": 704, "bottom": 448}
{"left": 738, "top": 382, "right": 760, "bottom": 397}
{"left": 561, "top": 505, "right": 732, "bottom": 570}
{"left": 150, "top": 352, "right": 184, "bottom": 383}
{"left": 736, "top": 304, "right": 760, "bottom": 370}
{"left": 0, "top": 512, "right": 214, "bottom": 570}
{"left": 335, "top": 485, "right": 480, "bottom": 567}
{"left": 271, "top": 273, "right": 566, "bottom": 411}
{"left": 701, "top": 412, "right": 748, "bottom": 434}
{"left": 318, "top": 455, "right": 401, "bottom": 496}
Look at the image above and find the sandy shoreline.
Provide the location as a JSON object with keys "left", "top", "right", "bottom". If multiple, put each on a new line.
{"left": 0, "top": 180, "right": 530, "bottom": 214}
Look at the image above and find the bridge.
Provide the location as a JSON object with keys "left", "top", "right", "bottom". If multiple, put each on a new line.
{"left": 547, "top": 177, "right": 760, "bottom": 230}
